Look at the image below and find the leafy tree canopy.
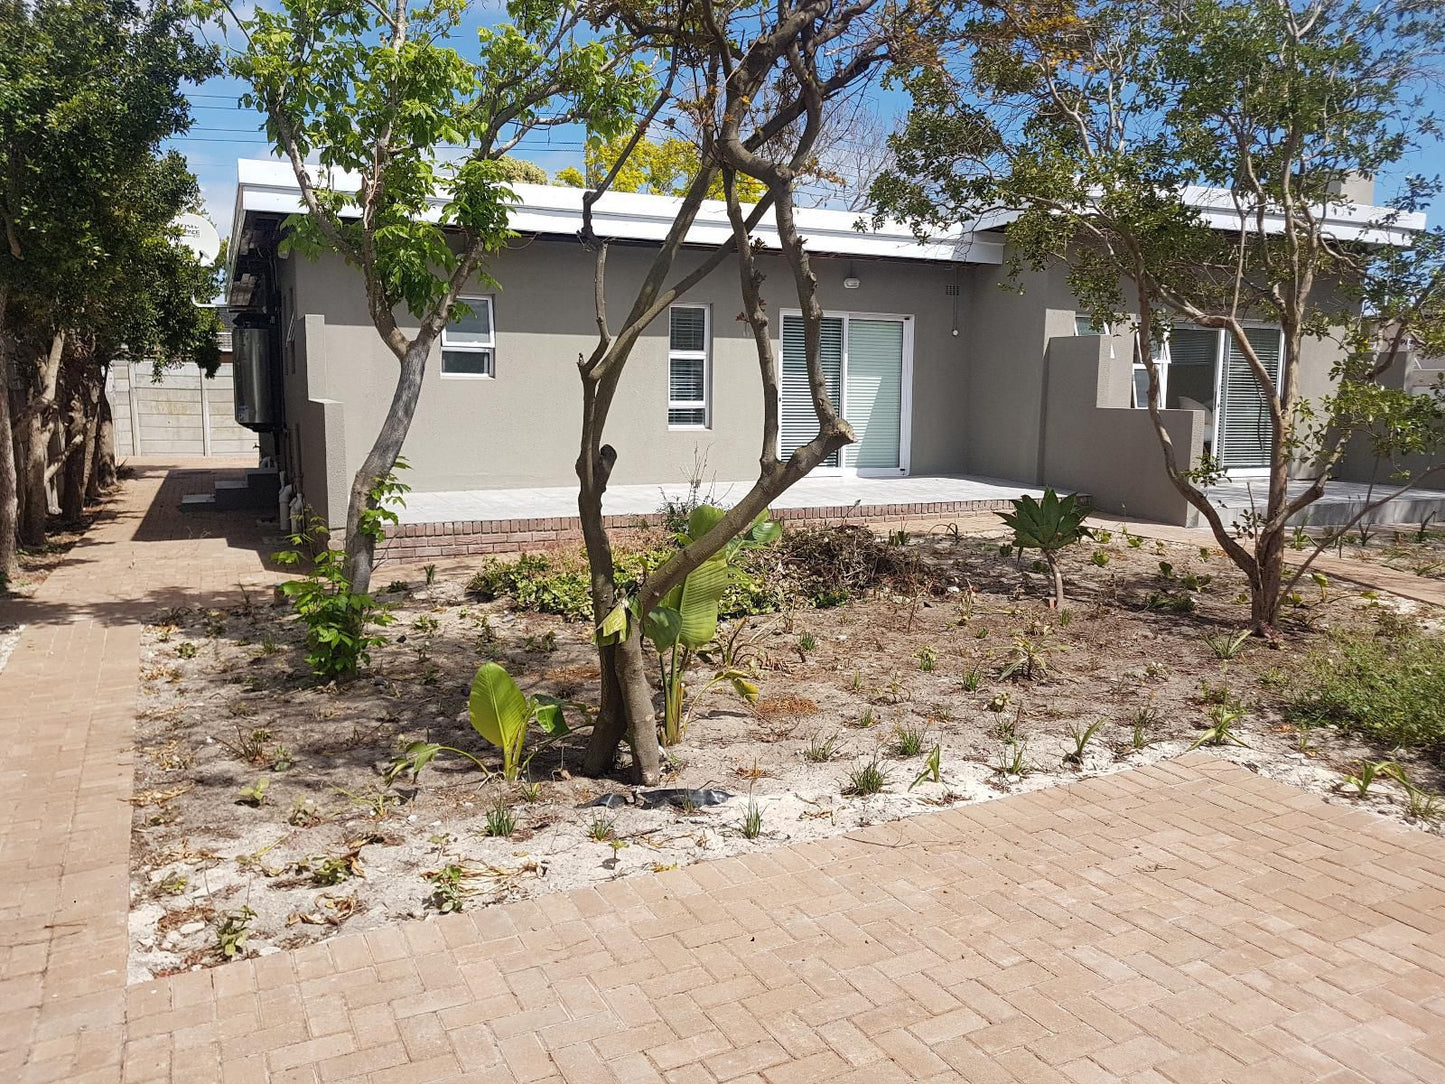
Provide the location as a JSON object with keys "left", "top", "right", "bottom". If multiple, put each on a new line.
{"left": 232, "top": 0, "right": 656, "bottom": 326}
{"left": 555, "top": 129, "right": 767, "bottom": 201}
{"left": 0, "top": 0, "right": 218, "bottom": 302}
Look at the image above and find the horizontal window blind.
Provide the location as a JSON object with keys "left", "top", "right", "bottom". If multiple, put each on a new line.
{"left": 1218, "top": 327, "right": 1279, "bottom": 469}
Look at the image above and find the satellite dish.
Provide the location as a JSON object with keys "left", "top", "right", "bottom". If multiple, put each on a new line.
{"left": 172, "top": 213, "right": 222, "bottom": 265}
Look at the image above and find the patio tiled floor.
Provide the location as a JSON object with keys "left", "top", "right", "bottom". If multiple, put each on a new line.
{"left": 3, "top": 461, "right": 1445, "bottom": 1083}
{"left": 399, "top": 474, "right": 1050, "bottom": 525}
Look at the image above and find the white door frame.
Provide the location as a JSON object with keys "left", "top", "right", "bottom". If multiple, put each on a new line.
{"left": 778, "top": 309, "right": 914, "bottom": 477}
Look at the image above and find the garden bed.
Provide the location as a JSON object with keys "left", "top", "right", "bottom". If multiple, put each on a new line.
{"left": 127, "top": 521, "right": 1444, "bottom": 981}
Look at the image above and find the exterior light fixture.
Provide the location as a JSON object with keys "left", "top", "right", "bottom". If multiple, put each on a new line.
{"left": 842, "top": 266, "right": 861, "bottom": 289}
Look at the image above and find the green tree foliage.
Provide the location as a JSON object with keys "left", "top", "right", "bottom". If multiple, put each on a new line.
{"left": 494, "top": 157, "right": 549, "bottom": 185}
{"left": 555, "top": 130, "right": 767, "bottom": 201}
{"left": 230, "top": 0, "right": 654, "bottom": 593}
{"left": 0, "top": 0, "right": 220, "bottom": 559}
{"left": 876, "top": 0, "right": 1445, "bottom": 635}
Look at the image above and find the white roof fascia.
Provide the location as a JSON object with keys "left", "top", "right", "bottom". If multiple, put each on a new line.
{"left": 231, "top": 158, "right": 1004, "bottom": 265}
{"left": 966, "top": 187, "right": 1426, "bottom": 246}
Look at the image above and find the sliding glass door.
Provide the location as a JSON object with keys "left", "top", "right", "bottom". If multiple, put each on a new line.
{"left": 1135, "top": 324, "right": 1282, "bottom": 472}
{"left": 779, "top": 312, "right": 911, "bottom": 475}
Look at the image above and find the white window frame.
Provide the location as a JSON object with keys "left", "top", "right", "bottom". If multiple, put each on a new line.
{"left": 440, "top": 296, "right": 496, "bottom": 379}
{"left": 667, "top": 304, "right": 711, "bottom": 429}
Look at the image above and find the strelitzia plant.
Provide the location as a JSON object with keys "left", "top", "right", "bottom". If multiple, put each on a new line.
{"left": 468, "top": 662, "right": 572, "bottom": 781}
{"left": 607, "top": 505, "right": 779, "bottom": 746}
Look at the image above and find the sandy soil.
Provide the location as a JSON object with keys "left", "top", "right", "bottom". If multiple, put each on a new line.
{"left": 127, "top": 525, "right": 1444, "bottom": 982}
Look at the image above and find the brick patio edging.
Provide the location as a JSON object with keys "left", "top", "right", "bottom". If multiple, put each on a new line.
{"left": 378, "top": 498, "right": 1022, "bottom": 560}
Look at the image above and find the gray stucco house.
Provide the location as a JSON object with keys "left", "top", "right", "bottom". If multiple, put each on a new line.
{"left": 222, "top": 159, "right": 1434, "bottom": 550}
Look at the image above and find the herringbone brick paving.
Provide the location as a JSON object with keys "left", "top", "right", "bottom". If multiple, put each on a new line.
{"left": 3, "top": 462, "right": 1445, "bottom": 1083}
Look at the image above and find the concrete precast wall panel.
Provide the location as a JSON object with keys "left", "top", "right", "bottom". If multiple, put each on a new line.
{"left": 107, "top": 359, "right": 258, "bottom": 458}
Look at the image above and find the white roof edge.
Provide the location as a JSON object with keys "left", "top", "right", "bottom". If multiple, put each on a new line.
{"left": 229, "top": 158, "right": 1003, "bottom": 266}
{"left": 969, "top": 186, "right": 1426, "bottom": 246}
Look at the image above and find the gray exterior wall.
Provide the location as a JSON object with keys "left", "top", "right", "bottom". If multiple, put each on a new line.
{"left": 285, "top": 241, "right": 970, "bottom": 522}
{"left": 957, "top": 260, "right": 1080, "bottom": 483}
{"left": 1041, "top": 335, "right": 1202, "bottom": 524}
{"left": 274, "top": 234, "right": 1355, "bottom": 528}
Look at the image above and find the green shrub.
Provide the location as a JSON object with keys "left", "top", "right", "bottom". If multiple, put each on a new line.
{"left": 1287, "top": 628, "right": 1445, "bottom": 753}
{"left": 274, "top": 516, "right": 393, "bottom": 680}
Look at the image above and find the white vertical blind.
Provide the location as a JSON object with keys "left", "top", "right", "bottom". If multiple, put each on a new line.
{"left": 780, "top": 314, "right": 843, "bottom": 466}
{"left": 843, "top": 318, "right": 904, "bottom": 470}
{"left": 1218, "top": 327, "right": 1280, "bottom": 469}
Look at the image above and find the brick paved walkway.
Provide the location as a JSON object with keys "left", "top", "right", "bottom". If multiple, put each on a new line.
{"left": 4, "top": 463, "right": 1445, "bottom": 1083}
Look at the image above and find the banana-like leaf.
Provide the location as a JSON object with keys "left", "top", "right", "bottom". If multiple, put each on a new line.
{"left": 468, "top": 662, "right": 528, "bottom": 751}
{"left": 683, "top": 503, "right": 728, "bottom": 544}
{"left": 643, "top": 605, "right": 682, "bottom": 652}
{"left": 728, "top": 674, "right": 760, "bottom": 702}
{"left": 678, "top": 556, "right": 730, "bottom": 650}
{"left": 532, "top": 697, "right": 570, "bottom": 737}
{"left": 597, "top": 601, "right": 629, "bottom": 644}
{"left": 748, "top": 516, "right": 782, "bottom": 545}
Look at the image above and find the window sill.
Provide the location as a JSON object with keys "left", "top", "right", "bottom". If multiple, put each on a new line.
{"left": 441, "top": 372, "right": 495, "bottom": 381}
{"left": 668, "top": 424, "right": 711, "bottom": 432}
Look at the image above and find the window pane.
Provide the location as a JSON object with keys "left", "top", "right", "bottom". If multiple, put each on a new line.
{"left": 447, "top": 300, "right": 492, "bottom": 345}
{"left": 670, "top": 306, "right": 706, "bottom": 352}
{"left": 1132, "top": 368, "right": 1150, "bottom": 408}
{"left": 669, "top": 357, "right": 705, "bottom": 402}
{"left": 442, "top": 349, "right": 492, "bottom": 376}
{"left": 669, "top": 407, "right": 706, "bottom": 427}
{"left": 1075, "top": 315, "right": 1099, "bottom": 335}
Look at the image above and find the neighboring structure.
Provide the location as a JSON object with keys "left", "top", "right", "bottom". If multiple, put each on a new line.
{"left": 223, "top": 158, "right": 1429, "bottom": 538}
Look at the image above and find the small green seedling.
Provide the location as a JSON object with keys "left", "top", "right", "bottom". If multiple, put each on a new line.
{"left": 217, "top": 907, "right": 255, "bottom": 959}
{"left": 1201, "top": 628, "right": 1251, "bottom": 660}
{"left": 237, "top": 778, "right": 270, "bottom": 806}
{"left": 1342, "top": 759, "right": 1401, "bottom": 798}
{"left": 741, "top": 800, "right": 763, "bottom": 839}
{"left": 483, "top": 799, "right": 516, "bottom": 838}
{"left": 804, "top": 733, "right": 840, "bottom": 763}
{"left": 1063, "top": 720, "right": 1104, "bottom": 766}
{"left": 892, "top": 721, "right": 927, "bottom": 757}
{"left": 845, "top": 759, "right": 888, "bottom": 796}
{"left": 1190, "top": 704, "right": 1249, "bottom": 749}
{"left": 909, "top": 745, "right": 942, "bottom": 790}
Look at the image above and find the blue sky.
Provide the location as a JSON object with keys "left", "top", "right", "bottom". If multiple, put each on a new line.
{"left": 175, "top": 15, "right": 1445, "bottom": 240}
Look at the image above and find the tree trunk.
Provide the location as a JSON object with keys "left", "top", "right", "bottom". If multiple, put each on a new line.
{"left": 18, "top": 410, "right": 48, "bottom": 547}
{"left": 1251, "top": 526, "right": 1286, "bottom": 638}
{"left": 0, "top": 291, "right": 19, "bottom": 587}
{"left": 342, "top": 341, "right": 429, "bottom": 595}
{"left": 1046, "top": 554, "right": 1065, "bottom": 609}
{"left": 17, "top": 329, "right": 64, "bottom": 549}
{"left": 577, "top": 439, "right": 662, "bottom": 783}
{"left": 60, "top": 366, "right": 101, "bottom": 522}
{"left": 90, "top": 378, "right": 117, "bottom": 498}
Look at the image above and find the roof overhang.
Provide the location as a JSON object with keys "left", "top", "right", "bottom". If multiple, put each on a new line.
{"left": 225, "top": 157, "right": 1005, "bottom": 301}
{"left": 966, "top": 186, "right": 1427, "bottom": 246}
